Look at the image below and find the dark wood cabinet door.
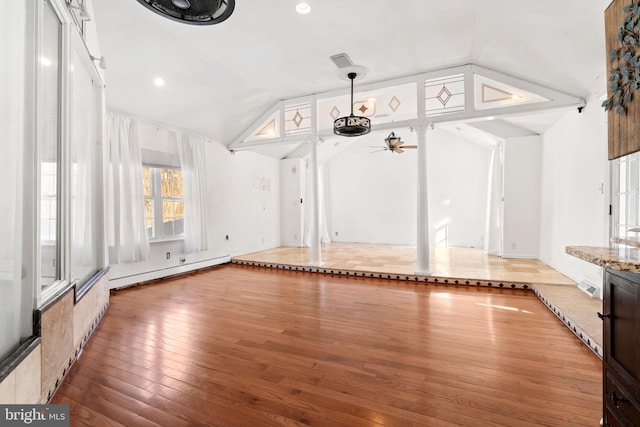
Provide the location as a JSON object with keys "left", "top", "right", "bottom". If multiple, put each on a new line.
{"left": 604, "top": 271, "right": 640, "bottom": 401}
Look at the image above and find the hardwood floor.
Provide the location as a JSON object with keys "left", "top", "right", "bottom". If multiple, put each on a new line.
{"left": 52, "top": 264, "right": 602, "bottom": 426}
{"left": 232, "top": 243, "right": 576, "bottom": 285}
{"left": 234, "top": 243, "right": 604, "bottom": 353}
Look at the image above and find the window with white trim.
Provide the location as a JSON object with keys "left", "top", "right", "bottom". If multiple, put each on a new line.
{"left": 612, "top": 152, "right": 640, "bottom": 239}
{"left": 143, "top": 166, "right": 184, "bottom": 240}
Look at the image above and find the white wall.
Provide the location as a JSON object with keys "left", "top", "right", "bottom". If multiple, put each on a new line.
{"left": 502, "top": 136, "right": 542, "bottom": 258}
{"left": 280, "top": 158, "right": 305, "bottom": 246}
{"left": 539, "top": 94, "right": 609, "bottom": 286}
{"left": 109, "top": 118, "right": 280, "bottom": 287}
{"left": 218, "top": 150, "right": 281, "bottom": 256}
{"left": 324, "top": 129, "right": 491, "bottom": 247}
{"left": 428, "top": 129, "right": 491, "bottom": 247}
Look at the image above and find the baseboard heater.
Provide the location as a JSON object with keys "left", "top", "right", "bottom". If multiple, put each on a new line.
{"left": 109, "top": 255, "right": 231, "bottom": 290}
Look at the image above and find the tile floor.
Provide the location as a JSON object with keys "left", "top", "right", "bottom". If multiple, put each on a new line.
{"left": 233, "top": 242, "right": 603, "bottom": 354}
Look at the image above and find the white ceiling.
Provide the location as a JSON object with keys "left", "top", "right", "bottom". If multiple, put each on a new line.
{"left": 93, "top": 0, "right": 608, "bottom": 147}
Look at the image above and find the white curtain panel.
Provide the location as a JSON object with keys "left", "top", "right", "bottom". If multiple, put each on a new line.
{"left": 106, "top": 113, "right": 150, "bottom": 263}
{"left": 178, "top": 134, "right": 209, "bottom": 253}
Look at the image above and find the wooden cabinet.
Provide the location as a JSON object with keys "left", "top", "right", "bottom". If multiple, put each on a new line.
{"left": 603, "top": 270, "right": 640, "bottom": 427}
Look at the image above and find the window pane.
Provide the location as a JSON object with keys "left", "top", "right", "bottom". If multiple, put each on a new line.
{"left": 629, "top": 193, "right": 638, "bottom": 227}
{"left": 161, "top": 169, "right": 170, "bottom": 197}
{"left": 630, "top": 158, "right": 639, "bottom": 193}
{"left": 70, "top": 34, "right": 103, "bottom": 287}
{"left": 161, "top": 199, "right": 184, "bottom": 237}
{"left": 142, "top": 166, "right": 152, "bottom": 197}
{"left": 161, "top": 168, "right": 183, "bottom": 198}
{"left": 0, "top": 0, "right": 28, "bottom": 355}
{"left": 163, "top": 199, "right": 174, "bottom": 222}
{"left": 40, "top": 0, "right": 61, "bottom": 289}
{"left": 144, "top": 198, "right": 155, "bottom": 238}
{"left": 174, "top": 200, "right": 184, "bottom": 219}
{"left": 172, "top": 170, "right": 183, "bottom": 197}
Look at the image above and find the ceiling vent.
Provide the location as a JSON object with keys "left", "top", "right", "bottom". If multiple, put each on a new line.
{"left": 136, "top": 0, "right": 235, "bottom": 25}
{"left": 330, "top": 53, "right": 354, "bottom": 69}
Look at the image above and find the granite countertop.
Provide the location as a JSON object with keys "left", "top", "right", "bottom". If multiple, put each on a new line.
{"left": 611, "top": 236, "right": 640, "bottom": 248}
{"left": 566, "top": 245, "right": 640, "bottom": 272}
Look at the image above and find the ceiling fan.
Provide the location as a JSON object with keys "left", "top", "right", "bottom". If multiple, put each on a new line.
{"left": 370, "top": 132, "right": 417, "bottom": 154}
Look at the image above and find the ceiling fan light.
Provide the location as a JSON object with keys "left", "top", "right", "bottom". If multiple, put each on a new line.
{"left": 333, "top": 115, "right": 371, "bottom": 137}
{"left": 333, "top": 71, "right": 371, "bottom": 137}
{"left": 385, "top": 131, "right": 400, "bottom": 146}
{"left": 136, "top": 0, "right": 235, "bottom": 25}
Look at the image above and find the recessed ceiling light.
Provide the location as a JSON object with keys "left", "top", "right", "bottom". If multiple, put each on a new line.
{"left": 153, "top": 77, "right": 165, "bottom": 87}
{"left": 296, "top": 1, "right": 311, "bottom": 14}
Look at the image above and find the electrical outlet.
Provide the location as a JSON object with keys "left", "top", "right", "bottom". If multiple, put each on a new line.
{"left": 179, "top": 257, "right": 186, "bottom": 265}
{"left": 166, "top": 252, "right": 171, "bottom": 259}
{"left": 335, "top": 231, "right": 339, "bottom": 237}
{"left": 225, "top": 235, "right": 229, "bottom": 240}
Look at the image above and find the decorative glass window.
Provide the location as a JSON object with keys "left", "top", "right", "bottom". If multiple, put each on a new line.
{"left": 143, "top": 166, "right": 184, "bottom": 240}
{"left": 425, "top": 74, "right": 465, "bottom": 116}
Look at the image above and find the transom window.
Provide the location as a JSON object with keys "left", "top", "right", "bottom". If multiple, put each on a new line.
{"left": 143, "top": 166, "right": 184, "bottom": 240}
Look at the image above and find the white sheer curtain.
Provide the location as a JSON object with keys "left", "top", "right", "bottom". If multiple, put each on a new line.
{"left": 106, "top": 113, "right": 150, "bottom": 263}
{"left": 484, "top": 143, "right": 503, "bottom": 256}
{"left": 178, "top": 134, "right": 209, "bottom": 253}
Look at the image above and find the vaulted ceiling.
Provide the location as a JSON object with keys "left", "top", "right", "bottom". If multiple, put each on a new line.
{"left": 93, "top": 0, "right": 609, "bottom": 146}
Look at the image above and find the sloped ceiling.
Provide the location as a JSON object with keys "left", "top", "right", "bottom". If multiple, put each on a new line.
{"left": 93, "top": 0, "right": 608, "bottom": 146}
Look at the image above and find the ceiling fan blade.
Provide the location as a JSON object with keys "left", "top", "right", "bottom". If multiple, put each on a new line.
{"left": 369, "top": 148, "right": 387, "bottom": 154}
{"left": 402, "top": 145, "right": 418, "bottom": 149}
{"left": 389, "top": 139, "right": 403, "bottom": 147}
{"left": 395, "top": 148, "right": 405, "bottom": 154}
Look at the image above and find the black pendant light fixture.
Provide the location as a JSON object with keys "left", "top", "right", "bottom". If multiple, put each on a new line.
{"left": 136, "top": 0, "right": 235, "bottom": 25}
{"left": 333, "top": 71, "right": 371, "bottom": 137}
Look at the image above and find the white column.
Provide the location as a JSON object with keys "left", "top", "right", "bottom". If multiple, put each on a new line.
{"left": 309, "top": 138, "right": 322, "bottom": 266}
{"left": 416, "top": 125, "right": 431, "bottom": 275}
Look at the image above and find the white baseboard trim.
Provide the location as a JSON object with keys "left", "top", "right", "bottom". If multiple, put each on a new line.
{"left": 109, "top": 255, "right": 231, "bottom": 289}
{"left": 500, "top": 253, "right": 538, "bottom": 259}
{"left": 538, "top": 256, "right": 586, "bottom": 285}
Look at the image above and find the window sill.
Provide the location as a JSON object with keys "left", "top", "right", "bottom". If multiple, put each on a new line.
{"left": 149, "top": 236, "right": 184, "bottom": 244}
